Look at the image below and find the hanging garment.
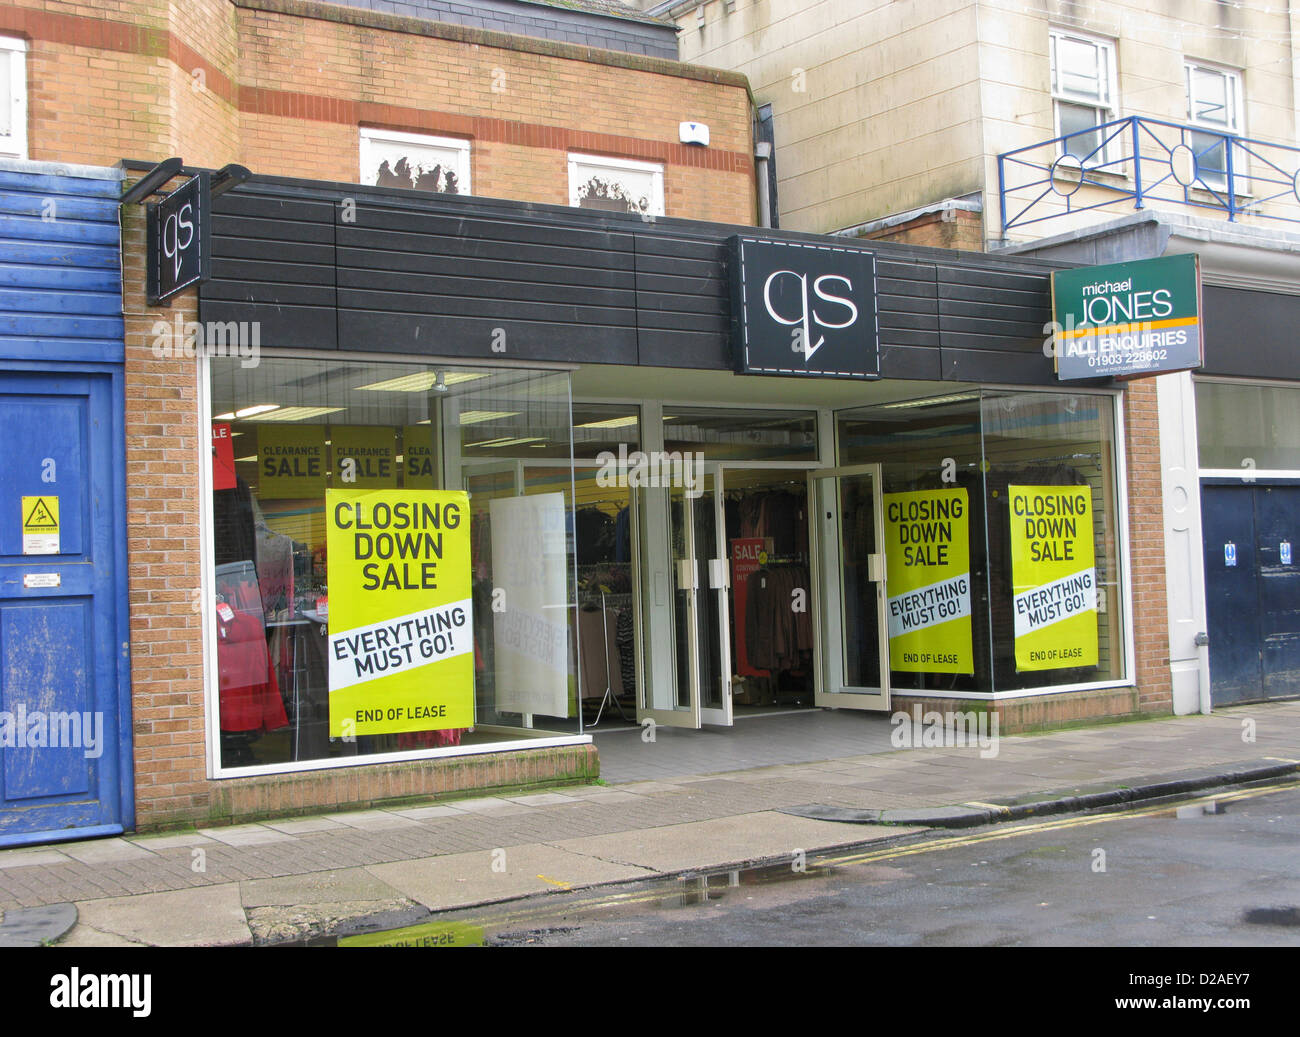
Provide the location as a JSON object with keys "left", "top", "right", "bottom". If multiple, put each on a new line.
{"left": 575, "top": 508, "right": 616, "bottom": 565}
{"left": 578, "top": 606, "right": 621, "bottom": 699}
{"left": 397, "top": 728, "right": 465, "bottom": 749}
{"left": 215, "top": 603, "right": 288, "bottom": 733}
{"left": 616, "top": 607, "right": 636, "bottom": 694}
{"left": 213, "top": 477, "right": 257, "bottom": 570}
{"left": 256, "top": 525, "right": 295, "bottom": 618}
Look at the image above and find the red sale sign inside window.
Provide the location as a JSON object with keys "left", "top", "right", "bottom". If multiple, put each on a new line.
{"left": 212, "top": 422, "right": 236, "bottom": 491}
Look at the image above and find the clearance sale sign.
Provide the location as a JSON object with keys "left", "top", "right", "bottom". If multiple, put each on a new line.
{"left": 1008, "top": 485, "right": 1098, "bottom": 672}
{"left": 883, "top": 488, "right": 974, "bottom": 674}
{"left": 325, "top": 489, "right": 473, "bottom": 737}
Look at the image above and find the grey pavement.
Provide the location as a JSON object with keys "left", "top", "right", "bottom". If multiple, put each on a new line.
{"left": 0, "top": 700, "right": 1295, "bottom": 946}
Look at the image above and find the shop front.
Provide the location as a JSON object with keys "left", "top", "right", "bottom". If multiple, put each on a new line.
{"left": 119, "top": 167, "right": 1167, "bottom": 828}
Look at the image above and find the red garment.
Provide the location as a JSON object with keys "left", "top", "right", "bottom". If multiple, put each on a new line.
{"left": 397, "top": 728, "right": 465, "bottom": 749}
{"left": 216, "top": 606, "right": 288, "bottom": 733}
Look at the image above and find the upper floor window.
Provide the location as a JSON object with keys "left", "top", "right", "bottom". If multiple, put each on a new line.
{"left": 1185, "top": 61, "right": 1242, "bottom": 190}
{"left": 568, "top": 154, "right": 664, "bottom": 217}
{"left": 0, "top": 36, "right": 27, "bottom": 160}
{"left": 1049, "top": 29, "right": 1118, "bottom": 166}
{"left": 359, "top": 128, "right": 470, "bottom": 195}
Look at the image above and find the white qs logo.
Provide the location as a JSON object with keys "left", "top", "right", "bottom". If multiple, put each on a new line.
{"left": 763, "top": 270, "right": 858, "bottom": 360}
{"left": 162, "top": 199, "right": 196, "bottom": 282}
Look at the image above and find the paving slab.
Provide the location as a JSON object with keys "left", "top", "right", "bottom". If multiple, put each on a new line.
{"left": 240, "top": 867, "right": 405, "bottom": 908}
{"left": 387, "top": 805, "right": 465, "bottom": 820}
{"left": 442, "top": 798, "right": 535, "bottom": 816}
{"left": 549, "top": 811, "right": 926, "bottom": 873}
{"left": 263, "top": 817, "right": 348, "bottom": 835}
{"left": 366, "top": 843, "right": 657, "bottom": 911}
{"left": 321, "top": 810, "right": 420, "bottom": 830}
{"left": 0, "top": 848, "right": 70, "bottom": 869}
{"left": 73, "top": 883, "right": 251, "bottom": 947}
{"left": 60, "top": 840, "right": 155, "bottom": 864}
{"left": 197, "top": 825, "right": 296, "bottom": 847}
{"left": 127, "top": 831, "right": 218, "bottom": 850}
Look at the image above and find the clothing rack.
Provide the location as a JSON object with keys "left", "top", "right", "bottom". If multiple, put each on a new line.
{"left": 584, "top": 590, "right": 630, "bottom": 726}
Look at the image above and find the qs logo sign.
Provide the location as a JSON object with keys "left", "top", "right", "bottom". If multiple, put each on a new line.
{"left": 729, "top": 236, "right": 879, "bottom": 379}
{"left": 147, "top": 172, "right": 211, "bottom": 305}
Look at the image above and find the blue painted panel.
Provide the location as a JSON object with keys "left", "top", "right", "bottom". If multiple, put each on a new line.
{"left": 0, "top": 194, "right": 119, "bottom": 222}
{"left": 0, "top": 262, "right": 120, "bottom": 291}
{"left": 0, "top": 166, "right": 124, "bottom": 368}
{"left": 1202, "top": 485, "right": 1261, "bottom": 706}
{"left": 1255, "top": 486, "right": 1300, "bottom": 701}
{"left": 0, "top": 286, "right": 122, "bottom": 316}
{"left": 0, "top": 213, "right": 119, "bottom": 246}
{"left": 0, "top": 337, "right": 124, "bottom": 364}
{"left": 0, "top": 169, "right": 120, "bottom": 198}
{"left": 1, "top": 600, "right": 93, "bottom": 799}
{"left": 0, "top": 241, "right": 121, "bottom": 271}
{"left": 0, "top": 393, "right": 86, "bottom": 557}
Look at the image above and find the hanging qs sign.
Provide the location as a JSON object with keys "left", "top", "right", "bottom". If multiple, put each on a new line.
{"left": 147, "top": 173, "right": 211, "bottom": 305}
{"left": 729, "top": 236, "right": 879, "bottom": 379}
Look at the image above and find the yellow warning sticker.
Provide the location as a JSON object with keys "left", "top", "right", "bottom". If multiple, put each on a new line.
{"left": 22, "top": 496, "right": 59, "bottom": 555}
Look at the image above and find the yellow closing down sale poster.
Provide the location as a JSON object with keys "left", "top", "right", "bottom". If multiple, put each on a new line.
{"left": 325, "top": 488, "right": 473, "bottom": 737}
{"left": 883, "top": 487, "right": 974, "bottom": 674}
{"left": 1008, "top": 485, "right": 1098, "bottom": 672}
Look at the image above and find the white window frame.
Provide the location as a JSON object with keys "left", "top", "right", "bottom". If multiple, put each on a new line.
{"left": 1184, "top": 60, "right": 1243, "bottom": 192}
{"left": 1049, "top": 28, "right": 1119, "bottom": 168}
{"left": 0, "top": 36, "right": 28, "bottom": 160}
{"left": 358, "top": 127, "right": 471, "bottom": 195}
{"left": 568, "top": 153, "right": 665, "bottom": 217}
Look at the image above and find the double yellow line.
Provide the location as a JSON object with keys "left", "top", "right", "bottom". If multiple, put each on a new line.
{"left": 453, "top": 780, "right": 1299, "bottom": 929}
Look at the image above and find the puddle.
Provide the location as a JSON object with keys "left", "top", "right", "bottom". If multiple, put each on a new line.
{"left": 1169, "top": 800, "right": 1227, "bottom": 819}
{"left": 1242, "top": 907, "right": 1300, "bottom": 927}
{"left": 267, "top": 857, "right": 838, "bottom": 947}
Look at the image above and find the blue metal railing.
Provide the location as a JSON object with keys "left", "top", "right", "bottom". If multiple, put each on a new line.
{"left": 997, "top": 115, "right": 1300, "bottom": 234}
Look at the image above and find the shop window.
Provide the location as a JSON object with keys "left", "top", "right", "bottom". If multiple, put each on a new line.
{"left": 836, "top": 389, "right": 1125, "bottom": 695}
{"left": 1196, "top": 380, "right": 1300, "bottom": 472}
{"left": 1185, "top": 61, "right": 1242, "bottom": 191}
{"left": 207, "top": 357, "right": 577, "bottom": 773}
{"left": 359, "top": 128, "right": 470, "bottom": 194}
{"left": 568, "top": 153, "right": 664, "bottom": 217}
{"left": 1049, "top": 28, "right": 1118, "bottom": 167}
{"left": 0, "top": 36, "right": 27, "bottom": 160}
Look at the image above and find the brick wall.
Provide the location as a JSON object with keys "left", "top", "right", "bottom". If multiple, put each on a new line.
{"left": 859, "top": 208, "right": 985, "bottom": 251}
{"left": 0, "top": 0, "right": 756, "bottom": 224}
{"left": 120, "top": 195, "right": 210, "bottom": 826}
{"left": 1123, "top": 378, "right": 1173, "bottom": 714}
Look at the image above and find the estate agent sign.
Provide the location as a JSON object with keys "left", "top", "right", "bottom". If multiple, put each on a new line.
{"left": 1051, "top": 253, "right": 1202, "bottom": 380}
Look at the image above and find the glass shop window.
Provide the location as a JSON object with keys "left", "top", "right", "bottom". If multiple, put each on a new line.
{"left": 208, "top": 357, "right": 577, "bottom": 772}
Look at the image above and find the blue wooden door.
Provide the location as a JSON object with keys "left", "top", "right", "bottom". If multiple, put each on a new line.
{"left": 1201, "top": 485, "right": 1262, "bottom": 706}
{"left": 0, "top": 369, "right": 131, "bottom": 846}
{"left": 1255, "top": 486, "right": 1300, "bottom": 701}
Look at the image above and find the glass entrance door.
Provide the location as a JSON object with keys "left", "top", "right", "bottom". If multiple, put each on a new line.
{"left": 812, "top": 464, "right": 890, "bottom": 710}
{"left": 635, "top": 465, "right": 731, "bottom": 729}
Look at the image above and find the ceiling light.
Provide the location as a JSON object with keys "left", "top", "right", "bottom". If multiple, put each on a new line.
{"left": 459, "top": 410, "right": 519, "bottom": 425}
{"left": 253, "top": 406, "right": 346, "bottom": 422}
{"left": 235, "top": 404, "right": 280, "bottom": 418}
{"left": 356, "top": 371, "right": 486, "bottom": 393}
{"left": 879, "top": 393, "right": 980, "bottom": 410}
{"left": 465, "top": 436, "right": 543, "bottom": 449}
{"left": 576, "top": 415, "right": 639, "bottom": 429}
{"left": 213, "top": 412, "right": 236, "bottom": 421}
